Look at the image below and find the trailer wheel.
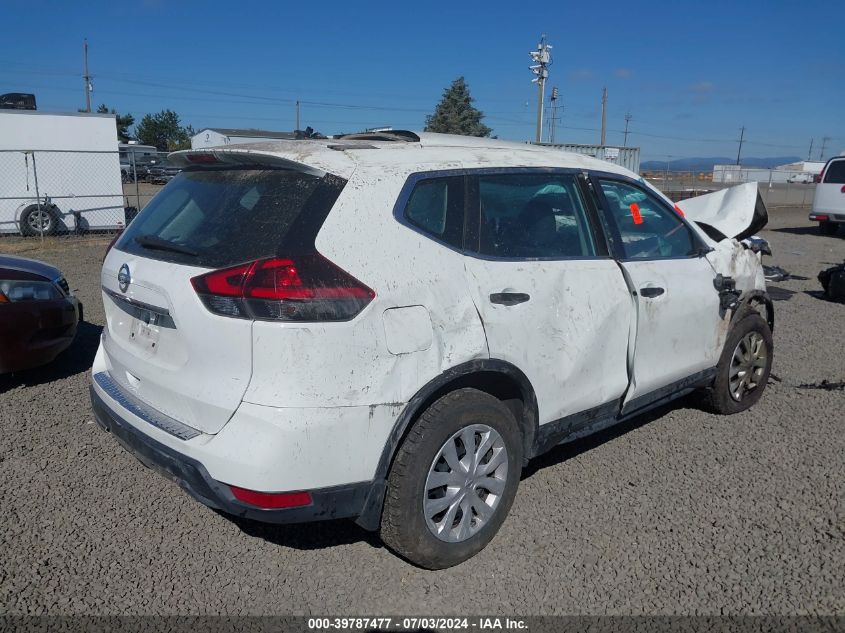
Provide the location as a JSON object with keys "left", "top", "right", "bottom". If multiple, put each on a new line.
{"left": 19, "top": 204, "right": 60, "bottom": 237}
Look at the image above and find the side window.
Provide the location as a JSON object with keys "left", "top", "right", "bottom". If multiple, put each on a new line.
{"left": 477, "top": 173, "right": 596, "bottom": 258}
{"left": 598, "top": 179, "right": 698, "bottom": 259}
{"left": 403, "top": 176, "right": 465, "bottom": 249}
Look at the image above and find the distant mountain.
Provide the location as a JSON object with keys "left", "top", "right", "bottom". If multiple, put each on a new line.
{"left": 640, "top": 156, "right": 801, "bottom": 172}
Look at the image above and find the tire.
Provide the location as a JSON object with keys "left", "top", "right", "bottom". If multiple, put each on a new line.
{"left": 380, "top": 388, "right": 523, "bottom": 569}
{"left": 703, "top": 313, "right": 773, "bottom": 415}
{"left": 19, "top": 204, "right": 59, "bottom": 237}
{"left": 820, "top": 222, "right": 839, "bottom": 236}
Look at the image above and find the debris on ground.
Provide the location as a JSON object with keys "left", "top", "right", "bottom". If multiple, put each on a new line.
{"left": 797, "top": 380, "right": 845, "bottom": 392}
{"left": 818, "top": 261, "right": 845, "bottom": 301}
{"left": 764, "top": 265, "right": 790, "bottom": 282}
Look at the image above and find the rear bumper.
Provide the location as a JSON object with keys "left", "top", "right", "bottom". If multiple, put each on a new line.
{"left": 809, "top": 212, "right": 845, "bottom": 223}
{"left": 89, "top": 384, "right": 372, "bottom": 524}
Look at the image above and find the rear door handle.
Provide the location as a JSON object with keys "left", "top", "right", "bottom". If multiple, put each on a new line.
{"left": 639, "top": 286, "right": 665, "bottom": 298}
{"left": 490, "top": 292, "right": 530, "bottom": 306}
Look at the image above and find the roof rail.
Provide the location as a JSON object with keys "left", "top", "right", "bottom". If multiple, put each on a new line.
{"left": 336, "top": 130, "right": 420, "bottom": 143}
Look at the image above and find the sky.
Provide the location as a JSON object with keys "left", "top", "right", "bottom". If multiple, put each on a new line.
{"left": 1, "top": 0, "right": 843, "bottom": 161}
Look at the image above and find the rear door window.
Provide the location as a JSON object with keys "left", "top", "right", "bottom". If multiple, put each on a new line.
{"left": 822, "top": 159, "right": 845, "bottom": 184}
{"left": 116, "top": 168, "right": 346, "bottom": 267}
{"left": 476, "top": 172, "right": 596, "bottom": 258}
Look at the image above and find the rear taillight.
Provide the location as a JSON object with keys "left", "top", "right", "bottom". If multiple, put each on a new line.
{"left": 191, "top": 255, "right": 375, "bottom": 322}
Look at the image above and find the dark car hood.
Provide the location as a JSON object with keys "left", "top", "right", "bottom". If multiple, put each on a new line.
{"left": 0, "top": 254, "right": 62, "bottom": 280}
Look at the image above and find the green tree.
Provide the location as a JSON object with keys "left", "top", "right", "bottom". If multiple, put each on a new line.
{"left": 135, "top": 109, "right": 194, "bottom": 151}
{"left": 95, "top": 104, "right": 135, "bottom": 142}
{"left": 424, "top": 76, "right": 492, "bottom": 137}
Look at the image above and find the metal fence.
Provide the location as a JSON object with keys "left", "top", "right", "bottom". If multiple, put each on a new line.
{"left": 644, "top": 170, "right": 816, "bottom": 208}
{"left": 0, "top": 149, "right": 170, "bottom": 242}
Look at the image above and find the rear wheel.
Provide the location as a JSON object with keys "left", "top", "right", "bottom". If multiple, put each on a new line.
{"left": 380, "top": 388, "right": 523, "bottom": 569}
{"left": 704, "top": 313, "right": 773, "bottom": 414}
{"left": 19, "top": 204, "right": 59, "bottom": 236}
{"left": 820, "top": 221, "right": 839, "bottom": 236}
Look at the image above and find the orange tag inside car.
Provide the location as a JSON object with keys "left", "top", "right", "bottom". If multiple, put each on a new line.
{"left": 674, "top": 204, "right": 685, "bottom": 218}
{"left": 630, "top": 203, "right": 643, "bottom": 225}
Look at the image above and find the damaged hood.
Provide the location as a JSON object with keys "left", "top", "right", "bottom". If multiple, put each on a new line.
{"left": 676, "top": 182, "right": 768, "bottom": 241}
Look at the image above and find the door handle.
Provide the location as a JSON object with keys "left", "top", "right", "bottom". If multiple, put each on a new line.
{"left": 490, "top": 292, "right": 530, "bottom": 306}
{"left": 639, "top": 286, "right": 665, "bottom": 298}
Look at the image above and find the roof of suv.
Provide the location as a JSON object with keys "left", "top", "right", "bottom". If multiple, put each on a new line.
{"left": 169, "top": 132, "right": 636, "bottom": 181}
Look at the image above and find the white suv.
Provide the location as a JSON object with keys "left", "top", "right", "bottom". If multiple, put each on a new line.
{"left": 810, "top": 155, "right": 845, "bottom": 235}
{"left": 90, "top": 132, "right": 774, "bottom": 569}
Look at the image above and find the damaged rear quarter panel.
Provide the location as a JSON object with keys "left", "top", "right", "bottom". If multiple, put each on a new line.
{"left": 245, "top": 164, "right": 489, "bottom": 414}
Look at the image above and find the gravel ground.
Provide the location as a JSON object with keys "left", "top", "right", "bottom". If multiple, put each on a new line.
{"left": 0, "top": 207, "right": 843, "bottom": 616}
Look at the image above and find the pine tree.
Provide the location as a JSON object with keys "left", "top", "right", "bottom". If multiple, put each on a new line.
{"left": 425, "top": 77, "right": 492, "bottom": 137}
{"left": 95, "top": 104, "right": 135, "bottom": 142}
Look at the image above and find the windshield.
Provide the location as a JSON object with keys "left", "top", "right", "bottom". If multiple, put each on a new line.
{"left": 115, "top": 167, "right": 346, "bottom": 268}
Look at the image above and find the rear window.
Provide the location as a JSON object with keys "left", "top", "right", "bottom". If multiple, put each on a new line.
{"left": 822, "top": 160, "right": 845, "bottom": 184}
{"left": 116, "top": 168, "right": 346, "bottom": 268}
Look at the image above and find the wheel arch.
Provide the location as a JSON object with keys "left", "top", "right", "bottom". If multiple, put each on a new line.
{"left": 355, "top": 358, "right": 538, "bottom": 531}
{"left": 735, "top": 290, "right": 774, "bottom": 332}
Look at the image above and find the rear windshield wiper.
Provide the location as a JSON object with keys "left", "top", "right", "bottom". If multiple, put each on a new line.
{"left": 134, "top": 234, "right": 199, "bottom": 257}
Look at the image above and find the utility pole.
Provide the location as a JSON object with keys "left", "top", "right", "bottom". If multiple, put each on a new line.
{"left": 623, "top": 112, "right": 632, "bottom": 147}
{"left": 529, "top": 34, "right": 552, "bottom": 144}
{"left": 295, "top": 100, "right": 300, "bottom": 130}
{"left": 819, "top": 136, "right": 831, "bottom": 161}
{"left": 736, "top": 125, "right": 745, "bottom": 165}
{"left": 807, "top": 138, "right": 814, "bottom": 161}
{"left": 83, "top": 38, "right": 92, "bottom": 113}
{"left": 600, "top": 87, "right": 608, "bottom": 146}
{"left": 548, "top": 87, "right": 559, "bottom": 144}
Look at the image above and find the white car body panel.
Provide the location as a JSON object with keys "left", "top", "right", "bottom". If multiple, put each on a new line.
{"left": 91, "top": 344, "right": 401, "bottom": 489}
{"left": 675, "top": 182, "right": 760, "bottom": 240}
{"left": 618, "top": 257, "right": 723, "bottom": 404}
{"left": 464, "top": 258, "right": 633, "bottom": 424}
{"left": 101, "top": 252, "right": 253, "bottom": 435}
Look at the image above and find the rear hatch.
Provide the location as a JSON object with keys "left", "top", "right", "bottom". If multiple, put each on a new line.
{"left": 101, "top": 157, "right": 348, "bottom": 434}
{"left": 813, "top": 158, "right": 845, "bottom": 218}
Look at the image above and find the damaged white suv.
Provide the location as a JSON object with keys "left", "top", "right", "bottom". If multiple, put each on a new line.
{"left": 90, "top": 132, "right": 773, "bottom": 569}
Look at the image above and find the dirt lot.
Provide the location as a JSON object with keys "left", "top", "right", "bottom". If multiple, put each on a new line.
{"left": 0, "top": 207, "right": 843, "bottom": 616}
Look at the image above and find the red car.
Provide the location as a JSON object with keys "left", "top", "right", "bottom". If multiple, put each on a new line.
{"left": 0, "top": 255, "right": 81, "bottom": 373}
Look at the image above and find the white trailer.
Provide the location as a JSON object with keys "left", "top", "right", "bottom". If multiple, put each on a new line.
{"left": 0, "top": 110, "right": 126, "bottom": 235}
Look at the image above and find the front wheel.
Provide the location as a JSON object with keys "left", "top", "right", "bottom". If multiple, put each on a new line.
{"left": 380, "top": 388, "right": 523, "bottom": 569}
{"left": 704, "top": 313, "right": 773, "bottom": 414}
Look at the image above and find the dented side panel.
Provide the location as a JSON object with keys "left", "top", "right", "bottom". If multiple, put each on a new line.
{"left": 464, "top": 258, "right": 633, "bottom": 425}
{"left": 246, "top": 166, "right": 489, "bottom": 412}
{"left": 619, "top": 256, "right": 725, "bottom": 405}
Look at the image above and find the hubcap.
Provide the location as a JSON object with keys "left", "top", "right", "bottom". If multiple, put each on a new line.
{"left": 27, "top": 209, "right": 51, "bottom": 231}
{"left": 423, "top": 424, "right": 508, "bottom": 543}
{"left": 729, "top": 331, "right": 767, "bottom": 402}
